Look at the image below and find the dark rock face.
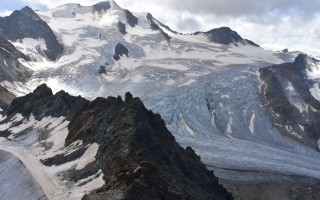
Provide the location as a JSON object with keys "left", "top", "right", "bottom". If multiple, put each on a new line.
{"left": 0, "top": 32, "right": 30, "bottom": 61}
{"left": 0, "top": 32, "right": 32, "bottom": 82}
{"left": 0, "top": 6, "right": 63, "bottom": 61}
{"left": 260, "top": 54, "right": 320, "bottom": 150}
{"left": 124, "top": 9, "right": 138, "bottom": 27}
{"left": 113, "top": 43, "right": 129, "bottom": 61}
{"left": 195, "top": 27, "right": 259, "bottom": 47}
{"left": 118, "top": 21, "right": 126, "bottom": 35}
{"left": 146, "top": 13, "right": 171, "bottom": 42}
{"left": 93, "top": 2, "right": 111, "bottom": 14}
{"left": 7, "top": 84, "right": 233, "bottom": 200}
{"left": 0, "top": 85, "right": 15, "bottom": 109}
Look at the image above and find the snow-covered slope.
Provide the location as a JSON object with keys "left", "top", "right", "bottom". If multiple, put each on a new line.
{"left": 0, "top": 0, "right": 319, "bottom": 193}
{"left": 0, "top": 114, "right": 105, "bottom": 200}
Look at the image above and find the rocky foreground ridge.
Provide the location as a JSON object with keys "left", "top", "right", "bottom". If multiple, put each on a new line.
{"left": 5, "top": 84, "right": 233, "bottom": 200}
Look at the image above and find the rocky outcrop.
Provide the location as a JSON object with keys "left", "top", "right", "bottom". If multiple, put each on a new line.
{"left": 113, "top": 43, "right": 129, "bottom": 61}
{"left": 93, "top": 1, "right": 111, "bottom": 14}
{"left": 195, "top": 27, "right": 259, "bottom": 47}
{"left": 0, "top": 85, "right": 15, "bottom": 109}
{"left": 118, "top": 21, "right": 126, "bottom": 35}
{"left": 0, "top": 32, "right": 32, "bottom": 82}
{"left": 124, "top": 9, "right": 138, "bottom": 27}
{"left": 7, "top": 84, "right": 233, "bottom": 200}
{"left": 0, "top": 6, "right": 63, "bottom": 61}
{"left": 260, "top": 54, "right": 320, "bottom": 150}
{"left": 146, "top": 13, "right": 171, "bottom": 42}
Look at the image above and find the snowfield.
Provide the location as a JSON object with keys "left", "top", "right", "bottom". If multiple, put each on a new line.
{"left": 0, "top": 115, "right": 104, "bottom": 200}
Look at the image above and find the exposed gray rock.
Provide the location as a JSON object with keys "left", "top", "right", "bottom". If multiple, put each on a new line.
{"left": 92, "top": 2, "right": 111, "bottom": 14}
{"left": 0, "top": 32, "right": 32, "bottom": 83}
{"left": 260, "top": 54, "right": 320, "bottom": 150}
{"left": 118, "top": 21, "right": 126, "bottom": 35}
{"left": 124, "top": 9, "right": 138, "bottom": 27}
{"left": 113, "top": 43, "right": 129, "bottom": 61}
{"left": 146, "top": 13, "right": 171, "bottom": 42}
{"left": 195, "top": 27, "right": 260, "bottom": 47}
{"left": 0, "top": 6, "right": 63, "bottom": 61}
{"left": 0, "top": 85, "right": 15, "bottom": 109}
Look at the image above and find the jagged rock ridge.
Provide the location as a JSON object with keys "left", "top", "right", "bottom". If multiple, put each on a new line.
{"left": 7, "top": 84, "right": 233, "bottom": 200}
{"left": 146, "top": 13, "right": 172, "bottom": 42}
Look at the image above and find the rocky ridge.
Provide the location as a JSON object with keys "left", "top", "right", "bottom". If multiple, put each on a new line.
{"left": 6, "top": 84, "right": 233, "bottom": 200}
{"left": 195, "top": 27, "right": 260, "bottom": 46}
{"left": 260, "top": 54, "right": 320, "bottom": 150}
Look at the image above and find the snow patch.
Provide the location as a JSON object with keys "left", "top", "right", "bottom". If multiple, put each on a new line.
{"left": 211, "top": 111, "right": 216, "bottom": 127}
{"left": 178, "top": 113, "right": 196, "bottom": 137}
{"left": 76, "top": 143, "right": 99, "bottom": 170}
{"left": 283, "top": 81, "right": 308, "bottom": 113}
{"left": 285, "top": 125, "right": 303, "bottom": 139}
{"left": 52, "top": 4, "right": 92, "bottom": 18}
{"left": 166, "top": 79, "right": 175, "bottom": 85}
{"left": 178, "top": 79, "right": 196, "bottom": 87}
{"left": 221, "top": 95, "right": 230, "bottom": 99}
{"left": 249, "top": 112, "right": 256, "bottom": 134}
{"left": 285, "top": 84, "right": 295, "bottom": 92}
{"left": 130, "top": 74, "right": 144, "bottom": 83}
{"left": 299, "top": 125, "right": 305, "bottom": 131}
{"left": 0, "top": 113, "right": 24, "bottom": 131}
{"left": 310, "top": 83, "right": 320, "bottom": 102}
{"left": 0, "top": 47, "right": 9, "bottom": 54}
{"left": 305, "top": 60, "right": 320, "bottom": 80}
{"left": 226, "top": 117, "right": 232, "bottom": 136}
{"left": 12, "top": 38, "right": 47, "bottom": 61}
{"left": 229, "top": 44, "right": 283, "bottom": 64}
{"left": 70, "top": 169, "right": 105, "bottom": 200}
{"left": 0, "top": 113, "right": 106, "bottom": 200}
{"left": 3, "top": 59, "right": 8, "bottom": 67}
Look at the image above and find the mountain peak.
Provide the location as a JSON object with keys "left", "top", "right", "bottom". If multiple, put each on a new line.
{"left": 92, "top": 1, "right": 111, "bottom": 12}
{"left": 195, "top": 26, "right": 259, "bottom": 47}
{"left": 0, "top": 6, "right": 64, "bottom": 61}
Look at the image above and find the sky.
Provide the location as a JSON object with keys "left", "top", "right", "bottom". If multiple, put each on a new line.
{"left": 0, "top": 0, "right": 319, "bottom": 58}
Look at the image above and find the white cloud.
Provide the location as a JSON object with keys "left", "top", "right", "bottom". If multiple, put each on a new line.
{"left": 0, "top": 10, "right": 12, "bottom": 16}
